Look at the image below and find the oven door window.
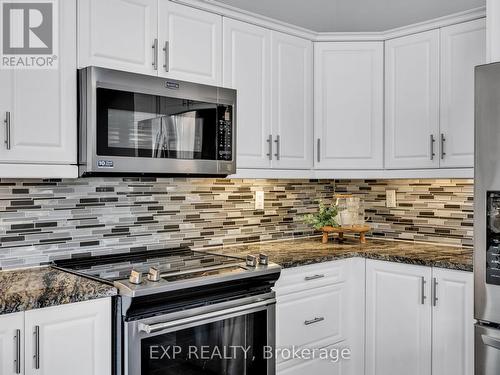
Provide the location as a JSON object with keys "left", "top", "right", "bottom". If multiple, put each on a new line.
{"left": 96, "top": 88, "right": 231, "bottom": 160}
{"left": 140, "top": 310, "right": 268, "bottom": 375}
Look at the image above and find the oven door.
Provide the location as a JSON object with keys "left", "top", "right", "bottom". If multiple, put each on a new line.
{"left": 125, "top": 295, "right": 276, "bottom": 375}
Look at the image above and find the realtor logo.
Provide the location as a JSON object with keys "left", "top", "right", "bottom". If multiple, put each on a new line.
{"left": 0, "top": 0, "right": 58, "bottom": 69}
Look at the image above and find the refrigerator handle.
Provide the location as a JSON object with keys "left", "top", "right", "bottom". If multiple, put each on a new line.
{"left": 482, "top": 334, "right": 500, "bottom": 350}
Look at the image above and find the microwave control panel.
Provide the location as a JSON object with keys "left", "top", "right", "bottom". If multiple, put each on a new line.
{"left": 217, "top": 105, "right": 233, "bottom": 161}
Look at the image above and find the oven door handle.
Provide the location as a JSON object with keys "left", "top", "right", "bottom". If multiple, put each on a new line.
{"left": 138, "top": 299, "right": 274, "bottom": 334}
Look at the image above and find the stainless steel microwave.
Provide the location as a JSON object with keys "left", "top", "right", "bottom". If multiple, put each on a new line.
{"left": 78, "top": 67, "right": 236, "bottom": 176}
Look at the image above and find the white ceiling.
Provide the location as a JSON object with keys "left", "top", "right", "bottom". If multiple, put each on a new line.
{"left": 214, "top": 0, "right": 485, "bottom": 32}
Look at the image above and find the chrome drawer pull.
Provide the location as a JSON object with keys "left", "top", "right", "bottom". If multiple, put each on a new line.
{"left": 266, "top": 134, "right": 273, "bottom": 160}
{"left": 163, "top": 41, "right": 169, "bottom": 72}
{"left": 432, "top": 277, "right": 438, "bottom": 306}
{"left": 14, "top": 329, "right": 21, "bottom": 374}
{"left": 304, "top": 317, "right": 325, "bottom": 326}
{"left": 34, "top": 325, "right": 40, "bottom": 369}
{"left": 305, "top": 274, "right": 325, "bottom": 281}
{"left": 421, "top": 277, "right": 427, "bottom": 305}
{"left": 4, "top": 111, "right": 11, "bottom": 150}
{"left": 152, "top": 39, "right": 158, "bottom": 70}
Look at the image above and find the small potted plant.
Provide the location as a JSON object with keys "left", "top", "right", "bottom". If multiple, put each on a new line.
{"left": 304, "top": 201, "right": 340, "bottom": 243}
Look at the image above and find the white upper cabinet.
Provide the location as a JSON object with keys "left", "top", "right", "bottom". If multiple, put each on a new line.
{"left": 440, "top": 19, "right": 486, "bottom": 168}
{"left": 431, "top": 269, "right": 474, "bottom": 375}
{"left": 78, "top": 0, "right": 158, "bottom": 75}
{"left": 223, "top": 18, "right": 272, "bottom": 168}
{"left": 0, "top": 0, "right": 77, "bottom": 166}
{"left": 158, "top": 1, "right": 222, "bottom": 85}
{"left": 0, "top": 312, "right": 23, "bottom": 375}
{"left": 385, "top": 30, "right": 440, "bottom": 169}
{"left": 314, "top": 42, "right": 384, "bottom": 169}
{"left": 24, "top": 299, "right": 111, "bottom": 375}
{"left": 78, "top": 0, "right": 222, "bottom": 85}
{"left": 271, "top": 32, "right": 313, "bottom": 169}
{"left": 366, "top": 260, "right": 432, "bottom": 375}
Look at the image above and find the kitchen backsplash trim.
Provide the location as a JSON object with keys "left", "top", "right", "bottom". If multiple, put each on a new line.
{"left": 0, "top": 178, "right": 473, "bottom": 269}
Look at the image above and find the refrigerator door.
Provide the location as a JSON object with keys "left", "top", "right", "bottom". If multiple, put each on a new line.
{"left": 475, "top": 62, "right": 500, "bottom": 323}
{"left": 476, "top": 324, "right": 500, "bottom": 374}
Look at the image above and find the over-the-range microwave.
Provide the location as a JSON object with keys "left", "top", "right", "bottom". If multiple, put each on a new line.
{"left": 78, "top": 67, "right": 236, "bottom": 176}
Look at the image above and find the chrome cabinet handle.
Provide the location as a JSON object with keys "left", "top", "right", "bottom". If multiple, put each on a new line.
{"left": 152, "top": 39, "right": 158, "bottom": 70}
{"left": 34, "top": 326, "right": 40, "bottom": 369}
{"left": 14, "top": 329, "right": 21, "bottom": 374}
{"left": 440, "top": 133, "right": 446, "bottom": 160}
{"left": 304, "top": 317, "right": 325, "bottom": 326}
{"left": 421, "top": 277, "right": 427, "bottom": 305}
{"left": 274, "top": 135, "right": 280, "bottom": 160}
{"left": 4, "top": 111, "right": 11, "bottom": 150}
{"left": 430, "top": 135, "right": 436, "bottom": 160}
{"left": 317, "top": 138, "right": 321, "bottom": 163}
{"left": 266, "top": 134, "right": 273, "bottom": 160}
{"left": 431, "top": 277, "right": 438, "bottom": 306}
{"left": 305, "top": 274, "right": 325, "bottom": 281}
{"left": 482, "top": 334, "right": 500, "bottom": 350}
{"left": 163, "top": 41, "right": 169, "bottom": 72}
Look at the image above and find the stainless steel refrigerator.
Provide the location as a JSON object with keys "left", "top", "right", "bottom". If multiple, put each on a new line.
{"left": 475, "top": 62, "right": 500, "bottom": 374}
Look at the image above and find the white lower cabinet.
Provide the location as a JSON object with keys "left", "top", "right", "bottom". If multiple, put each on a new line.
{"left": 0, "top": 311, "right": 24, "bottom": 375}
{"left": 274, "top": 258, "right": 364, "bottom": 375}
{"left": 0, "top": 298, "right": 111, "bottom": 375}
{"left": 431, "top": 268, "right": 474, "bottom": 375}
{"left": 366, "top": 260, "right": 432, "bottom": 375}
{"left": 366, "top": 260, "right": 473, "bottom": 375}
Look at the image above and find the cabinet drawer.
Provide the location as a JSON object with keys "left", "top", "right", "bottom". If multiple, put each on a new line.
{"left": 274, "top": 260, "right": 349, "bottom": 295}
{"left": 277, "top": 284, "right": 346, "bottom": 351}
{"left": 277, "top": 342, "right": 348, "bottom": 375}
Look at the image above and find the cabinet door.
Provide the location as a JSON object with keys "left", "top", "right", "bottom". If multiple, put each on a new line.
{"left": 314, "top": 42, "right": 383, "bottom": 169}
{"left": 385, "top": 30, "right": 440, "bottom": 169}
{"left": 366, "top": 260, "right": 432, "bottom": 375}
{"left": 223, "top": 18, "right": 272, "bottom": 169}
{"left": 0, "top": 312, "right": 24, "bottom": 375}
{"left": 432, "top": 269, "right": 474, "bottom": 375}
{"left": 0, "top": 0, "right": 76, "bottom": 164}
{"left": 78, "top": 0, "right": 158, "bottom": 75}
{"left": 159, "top": 1, "right": 222, "bottom": 85}
{"left": 271, "top": 32, "right": 313, "bottom": 169}
{"left": 24, "top": 299, "right": 111, "bottom": 375}
{"left": 440, "top": 19, "right": 486, "bottom": 168}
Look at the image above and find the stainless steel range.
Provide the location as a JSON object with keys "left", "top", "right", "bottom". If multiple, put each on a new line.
{"left": 54, "top": 247, "right": 280, "bottom": 375}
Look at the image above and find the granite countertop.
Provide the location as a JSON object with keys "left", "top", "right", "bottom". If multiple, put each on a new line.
{"left": 0, "top": 267, "right": 117, "bottom": 315}
{"left": 202, "top": 237, "right": 473, "bottom": 272}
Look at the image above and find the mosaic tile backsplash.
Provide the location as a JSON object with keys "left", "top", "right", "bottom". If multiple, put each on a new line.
{"left": 0, "top": 178, "right": 473, "bottom": 269}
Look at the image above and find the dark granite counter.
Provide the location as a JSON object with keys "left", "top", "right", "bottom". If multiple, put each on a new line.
{"left": 201, "top": 237, "right": 473, "bottom": 272}
{"left": 0, "top": 267, "right": 117, "bottom": 315}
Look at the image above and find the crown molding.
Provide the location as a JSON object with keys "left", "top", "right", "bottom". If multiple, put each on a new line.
{"left": 170, "top": 0, "right": 316, "bottom": 40}
{"left": 171, "top": 0, "right": 485, "bottom": 42}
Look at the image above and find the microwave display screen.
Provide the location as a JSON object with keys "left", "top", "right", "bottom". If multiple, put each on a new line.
{"left": 96, "top": 88, "right": 232, "bottom": 161}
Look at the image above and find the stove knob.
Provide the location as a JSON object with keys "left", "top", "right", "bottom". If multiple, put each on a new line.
{"left": 246, "top": 255, "right": 257, "bottom": 267}
{"left": 259, "top": 253, "right": 269, "bottom": 266}
{"left": 129, "top": 269, "right": 143, "bottom": 285}
{"left": 147, "top": 267, "right": 161, "bottom": 282}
